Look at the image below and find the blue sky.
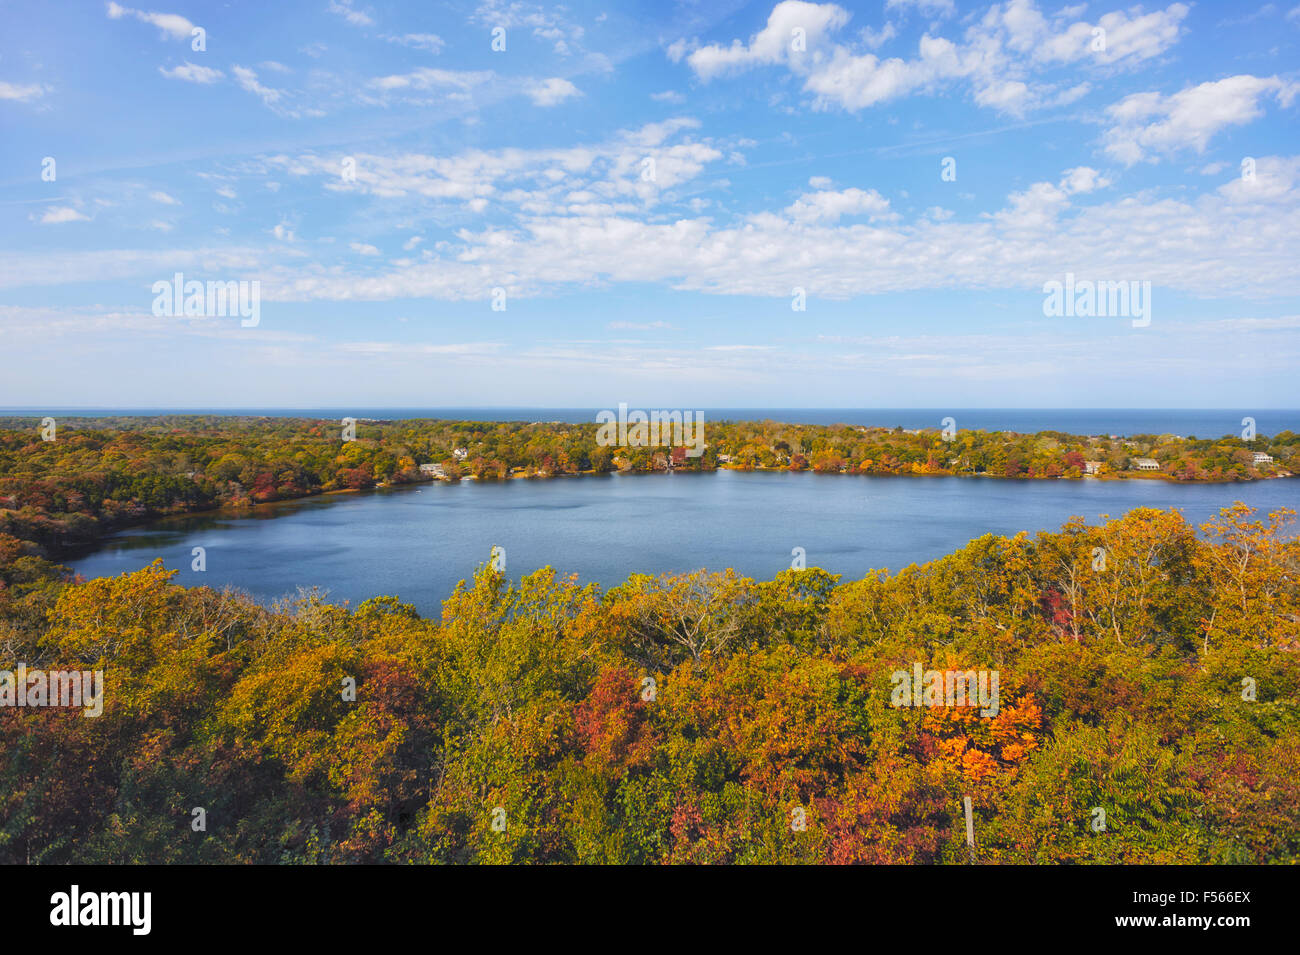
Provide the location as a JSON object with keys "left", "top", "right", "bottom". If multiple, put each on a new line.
{"left": 1, "top": 0, "right": 1298, "bottom": 408}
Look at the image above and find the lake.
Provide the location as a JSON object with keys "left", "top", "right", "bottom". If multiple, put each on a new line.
{"left": 68, "top": 471, "right": 1300, "bottom": 616}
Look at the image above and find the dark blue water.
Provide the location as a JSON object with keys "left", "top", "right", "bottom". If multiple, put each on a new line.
{"left": 70, "top": 470, "right": 1299, "bottom": 616}
{"left": 5, "top": 408, "right": 1298, "bottom": 438}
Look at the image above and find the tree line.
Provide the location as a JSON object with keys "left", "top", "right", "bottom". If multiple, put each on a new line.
{"left": 1, "top": 415, "right": 1293, "bottom": 561}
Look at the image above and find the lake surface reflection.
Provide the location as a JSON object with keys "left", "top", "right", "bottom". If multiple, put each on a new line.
{"left": 70, "top": 470, "right": 1299, "bottom": 616}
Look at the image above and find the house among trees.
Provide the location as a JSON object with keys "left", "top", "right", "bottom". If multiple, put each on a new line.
{"left": 419, "top": 463, "right": 446, "bottom": 478}
{"left": 1083, "top": 460, "right": 1102, "bottom": 475}
{"left": 1134, "top": 457, "right": 1161, "bottom": 471}
{"left": 1253, "top": 452, "right": 1274, "bottom": 465}
{"left": 452, "top": 448, "right": 468, "bottom": 460}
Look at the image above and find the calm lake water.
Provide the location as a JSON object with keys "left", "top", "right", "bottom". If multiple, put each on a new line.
{"left": 68, "top": 471, "right": 1300, "bottom": 616}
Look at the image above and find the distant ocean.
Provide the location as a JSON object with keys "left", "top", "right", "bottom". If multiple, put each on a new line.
{"left": 3, "top": 408, "right": 1297, "bottom": 439}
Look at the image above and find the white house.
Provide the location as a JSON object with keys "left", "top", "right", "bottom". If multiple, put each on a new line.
{"left": 1134, "top": 458, "right": 1160, "bottom": 471}
{"left": 452, "top": 448, "right": 468, "bottom": 460}
{"left": 1252, "top": 452, "right": 1274, "bottom": 465}
{"left": 1083, "top": 460, "right": 1102, "bottom": 476}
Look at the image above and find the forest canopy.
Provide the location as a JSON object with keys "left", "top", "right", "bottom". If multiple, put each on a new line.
{"left": 1, "top": 499, "right": 1296, "bottom": 863}
{"left": 0, "top": 416, "right": 1296, "bottom": 863}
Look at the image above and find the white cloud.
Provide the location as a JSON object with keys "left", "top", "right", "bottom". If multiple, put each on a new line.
{"left": 327, "top": 0, "right": 373, "bottom": 27}
{"left": 886, "top": 0, "right": 955, "bottom": 15}
{"left": 232, "top": 65, "right": 282, "bottom": 105}
{"left": 264, "top": 118, "right": 721, "bottom": 209}
{"left": 0, "top": 80, "right": 46, "bottom": 101}
{"left": 105, "top": 2, "right": 196, "bottom": 40}
{"left": 229, "top": 65, "right": 309, "bottom": 116}
{"left": 471, "top": 0, "right": 587, "bottom": 56}
{"left": 239, "top": 154, "right": 1300, "bottom": 304}
{"left": 527, "top": 77, "right": 581, "bottom": 107}
{"left": 861, "top": 23, "right": 898, "bottom": 49}
{"left": 159, "top": 62, "right": 223, "bottom": 84}
{"left": 784, "top": 187, "right": 893, "bottom": 223}
{"left": 39, "top": 206, "right": 90, "bottom": 224}
{"left": 382, "top": 33, "right": 444, "bottom": 52}
{"left": 350, "top": 242, "right": 381, "bottom": 255}
{"left": 150, "top": 191, "right": 180, "bottom": 204}
{"left": 14, "top": 125, "right": 1300, "bottom": 316}
{"left": 681, "top": 0, "right": 1189, "bottom": 116}
{"left": 1059, "top": 166, "right": 1109, "bottom": 194}
{"left": 685, "top": 2, "right": 852, "bottom": 81}
{"left": 1216, "top": 154, "right": 1300, "bottom": 204}
{"left": 368, "top": 67, "right": 493, "bottom": 93}
{"left": 1103, "top": 75, "right": 1300, "bottom": 164}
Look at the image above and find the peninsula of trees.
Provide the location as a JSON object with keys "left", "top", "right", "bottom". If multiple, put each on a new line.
{"left": 1, "top": 414, "right": 1293, "bottom": 562}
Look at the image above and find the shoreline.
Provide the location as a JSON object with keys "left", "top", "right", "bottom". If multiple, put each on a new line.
{"left": 427, "top": 461, "right": 1295, "bottom": 486}
{"left": 7, "top": 416, "right": 1293, "bottom": 565}
{"left": 58, "top": 464, "right": 1296, "bottom": 565}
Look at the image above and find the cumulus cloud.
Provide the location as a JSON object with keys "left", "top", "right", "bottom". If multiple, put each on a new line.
{"left": 526, "top": 77, "right": 581, "bottom": 107}
{"left": 1059, "top": 166, "right": 1110, "bottom": 194}
{"left": 39, "top": 206, "right": 90, "bottom": 224}
{"left": 679, "top": 0, "right": 1189, "bottom": 116}
{"left": 179, "top": 149, "right": 1300, "bottom": 306}
{"left": 1103, "top": 75, "right": 1300, "bottom": 164}
{"left": 686, "top": 2, "right": 852, "bottom": 81}
{"left": 10, "top": 120, "right": 1300, "bottom": 315}
{"left": 784, "top": 187, "right": 893, "bottom": 223}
